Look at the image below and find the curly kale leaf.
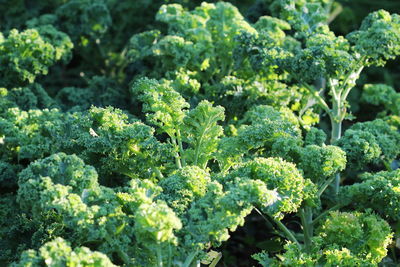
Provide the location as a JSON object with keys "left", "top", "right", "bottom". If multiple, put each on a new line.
{"left": 282, "top": 31, "right": 356, "bottom": 84}
{"left": 182, "top": 100, "right": 225, "bottom": 168}
{"left": 0, "top": 107, "right": 65, "bottom": 162}
{"left": 182, "top": 179, "right": 278, "bottom": 251}
{"left": 217, "top": 105, "right": 302, "bottom": 170}
{"left": 316, "top": 211, "right": 393, "bottom": 265}
{"left": 157, "top": 166, "right": 210, "bottom": 215}
{"left": 270, "top": 0, "right": 332, "bottom": 38}
{"left": 223, "top": 157, "right": 316, "bottom": 219}
{"left": 0, "top": 28, "right": 73, "bottom": 87}
{"left": 0, "top": 105, "right": 169, "bottom": 183}
{"left": 258, "top": 211, "right": 392, "bottom": 266}
{"left": 16, "top": 153, "right": 185, "bottom": 266}
{"left": 128, "top": 2, "right": 307, "bottom": 121}
{"left": 58, "top": 106, "right": 170, "bottom": 182}
{"left": 347, "top": 10, "right": 400, "bottom": 67}
{"left": 241, "top": 105, "right": 300, "bottom": 127}
{"left": 127, "top": 29, "right": 161, "bottom": 63}
{"left": 17, "top": 154, "right": 133, "bottom": 263}
{"left": 132, "top": 78, "right": 189, "bottom": 138}
{"left": 299, "top": 145, "right": 346, "bottom": 183}
{"left": 335, "top": 119, "right": 400, "bottom": 170}
{"left": 134, "top": 201, "right": 182, "bottom": 246}
{"left": 0, "top": 161, "right": 22, "bottom": 189}
{"left": 17, "top": 152, "right": 100, "bottom": 213}
{"left": 154, "top": 2, "right": 256, "bottom": 79}
{"left": 362, "top": 83, "right": 400, "bottom": 116}
{"left": 0, "top": 194, "right": 42, "bottom": 264}
{"left": 5, "top": 83, "right": 58, "bottom": 111}
{"left": 31, "top": 24, "right": 74, "bottom": 63}
{"left": 304, "top": 127, "right": 327, "bottom": 146}
{"left": 55, "top": 0, "right": 112, "bottom": 43}
{"left": 334, "top": 129, "right": 382, "bottom": 171}
{"left": 341, "top": 169, "right": 400, "bottom": 221}
{"left": 12, "top": 237, "right": 117, "bottom": 267}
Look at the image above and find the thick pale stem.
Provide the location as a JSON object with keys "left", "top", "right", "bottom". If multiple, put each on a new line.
{"left": 329, "top": 65, "right": 364, "bottom": 194}
{"left": 174, "top": 153, "right": 182, "bottom": 169}
{"left": 331, "top": 95, "right": 343, "bottom": 195}
{"left": 299, "top": 208, "right": 313, "bottom": 252}
{"left": 313, "top": 91, "right": 331, "bottom": 115}
{"left": 327, "top": 2, "right": 343, "bottom": 24}
{"left": 341, "top": 66, "right": 365, "bottom": 101}
{"left": 193, "top": 137, "right": 202, "bottom": 167}
{"left": 306, "top": 207, "right": 313, "bottom": 236}
{"left": 254, "top": 208, "right": 275, "bottom": 230}
{"left": 176, "top": 129, "right": 186, "bottom": 167}
{"left": 171, "top": 136, "right": 182, "bottom": 169}
{"left": 314, "top": 77, "right": 326, "bottom": 92}
{"left": 152, "top": 167, "right": 164, "bottom": 179}
{"left": 333, "top": 173, "right": 341, "bottom": 195}
{"left": 330, "top": 118, "right": 342, "bottom": 142}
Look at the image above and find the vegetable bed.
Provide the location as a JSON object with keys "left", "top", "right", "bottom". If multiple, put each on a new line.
{"left": 1, "top": 0, "right": 400, "bottom": 266}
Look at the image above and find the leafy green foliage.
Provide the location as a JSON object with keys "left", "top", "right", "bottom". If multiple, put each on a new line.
{"left": 0, "top": 107, "right": 65, "bottom": 162}
{"left": 182, "top": 100, "right": 225, "bottom": 168}
{"left": 132, "top": 78, "right": 189, "bottom": 138}
{"left": 12, "top": 237, "right": 117, "bottom": 267}
{"left": 299, "top": 145, "right": 346, "bottom": 183}
{"left": 128, "top": 2, "right": 308, "bottom": 121}
{"left": 4, "top": 83, "right": 58, "bottom": 111}
{"left": 316, "top": 211, "right": 393, "bottom": 264}
{"left": 134, "top": 201, "right": 182, "bottom": 245}
{"left": 254, "top": 211, "right": 393, "bottom": 266}
{"left": 341, "top": 169, "right": 400, "bottom": 221}
{"left": 335, "top": 119, "right": 400, "bottom": 170}
{"left": 182, "top": 179, "right": 278, "bottom": 251}
{"left": 55, "top": 76, "right": 128, "bottom": 112}
{"left": 56, "top": 0, "right": 112, "bottom": 44}
{"left": 0, "top": 194, "right": 38, "bottom": 264}
{"left": 223, "top": 157, "right": 316, "bottom": 219}
{"left": 216, "top": 105, "right": 302, "bottom": 170}
{"left": 347, "top": 10, "right": 400, "bottom": 66}
{"left": 362, "top": 83, "right": 400, "bottom": 116}
{"left": 0, "top": 28, "right": 73, "bottom": 87}
{"left": 304, "top": 127, "right": 327, "bottom": 146}
{"left": 1, "top": 1, "right": 400, "bottom": 266}
{"left": 269, "top": 0, "right": 332, "bottom": 37}
{"left": 157, "top": 166, "right": 211, "bottom": 214}
{"left": 17, "top": 153, "right": 100, "bottom": 213}
{"left": 56, "top": 106, "right": 169, "bottom": 182}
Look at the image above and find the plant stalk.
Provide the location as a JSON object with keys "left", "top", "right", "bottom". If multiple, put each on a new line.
{"left": 299, "top": 208, "right": 313, "bottom": 252}
{"left": 153, "top": 167, "right": 164, "bottom": 179}
{"left": 171, "top": 136, "right": 182, "bottom": 169}
{"left": 270, "top": 215, "right": 301, "bottom": 249}
{"left": 330, "top": 95, "right": 343, "bottom": 195}
{"left": 176, "top": 129, "right": 186, "bottom": 167}
{"left": 317, "top": 175, "right": 336, "bottom": 197}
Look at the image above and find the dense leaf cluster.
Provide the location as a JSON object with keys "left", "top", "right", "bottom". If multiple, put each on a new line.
{"left": 1, "top": 0, "right": 400, "bottom": 266}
